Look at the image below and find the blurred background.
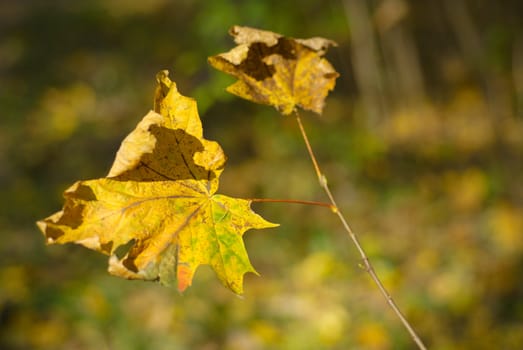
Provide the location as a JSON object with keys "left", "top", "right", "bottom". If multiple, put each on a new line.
{"left": 1, "top": 0, "right": 522, "bottom": 349}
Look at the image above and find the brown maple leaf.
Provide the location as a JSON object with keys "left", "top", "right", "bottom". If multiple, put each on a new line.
{"left": 208, "top": 25, "right": 339, "bottom": 115}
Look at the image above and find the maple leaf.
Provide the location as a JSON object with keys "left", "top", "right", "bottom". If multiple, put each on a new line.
{"left": 208, "top": 25, "right": 339, "bottom": 115}
{"left": 37, "top": 71, "right": 278, "bottom": 294}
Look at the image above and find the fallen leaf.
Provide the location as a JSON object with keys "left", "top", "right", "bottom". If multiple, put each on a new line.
{"left": 208, "top": 25, "right": 339, "bottom": 115}
{"left": 37, "top": 71, "right": 278, "bottom": 294}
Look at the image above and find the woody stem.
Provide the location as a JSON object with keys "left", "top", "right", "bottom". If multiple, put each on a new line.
{"left": 294, "top": 111, "right": 427, "bottom": 350}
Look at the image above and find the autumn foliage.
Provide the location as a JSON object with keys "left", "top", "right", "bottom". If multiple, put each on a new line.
{"left": 37, "top": 70, "right": 278, "bottom": 295}
{"left": 37, "top": 27, "right": 340, "bottom": 295}
{"left": 0, "top": 3, "right": 518, "bottom": 348}
{"left": 208, "top": 26, "right": 339, "bottom": 115}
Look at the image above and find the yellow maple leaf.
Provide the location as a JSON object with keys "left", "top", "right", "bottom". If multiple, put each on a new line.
{"left": 208, "top": 25, "right": 339, "bottom": 115}
{"left": 37, "top": 71, "right": 278, "bottom": 294}
{"left": 110, "top": 70, "right": 226, "bottom": 190}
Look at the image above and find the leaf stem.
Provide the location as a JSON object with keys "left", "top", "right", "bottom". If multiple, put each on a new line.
{"left": 250, "top": 198, "right": 336, "bottom": 212}
{"left": 294, "top": 111, "right": 427, "bottom": 350}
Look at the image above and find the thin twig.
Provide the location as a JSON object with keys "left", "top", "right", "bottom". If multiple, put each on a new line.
{"left": 295, "top": 111, "right": 427, "bottom": 350}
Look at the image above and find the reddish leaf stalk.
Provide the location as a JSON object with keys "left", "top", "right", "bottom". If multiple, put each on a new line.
{"left": 295, "top": 111, "right": 427, "bottom": 350}
{"left": 250, "top": 198, "right": 336, "bottom": 211}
